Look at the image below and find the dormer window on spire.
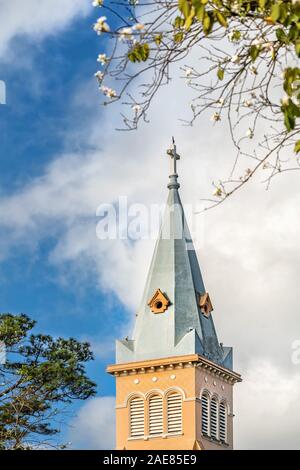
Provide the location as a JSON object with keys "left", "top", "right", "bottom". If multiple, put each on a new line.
{"left": 199, "top": 292, "right": 213, "bottom": 318}
{"left": 148, "top": 289, "right": 170, "bottom": 314}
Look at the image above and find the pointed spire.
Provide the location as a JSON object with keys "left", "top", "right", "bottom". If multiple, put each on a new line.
{"left": 166, "top": 137, "right": 180, "bottom": 190}
{"left": 116, "top": 143, "right": 233, "bottom": 370}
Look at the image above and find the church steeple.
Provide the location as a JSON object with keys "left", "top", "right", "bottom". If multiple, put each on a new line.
{"left": 107, "top": 141, "right": 241, "bottom": 451}
{"left": 116, "top": 140, "right": 232, "bottom": 370}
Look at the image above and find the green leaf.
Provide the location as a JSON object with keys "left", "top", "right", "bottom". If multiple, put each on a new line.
{"left": 294, "top": 140, "right": 300, "bottom": 154}
{"left": 292, "top": 3, "right": 300, "bottom": 17}
{"left": 202, "top": 11, "right": 214, "bottom": 35}
{"left": 295, "top": 40, "right": 300, "bottom": 58}
{"left": 278, "top": 3, "right": 288, "bottom": 23}
{"left": 195, "top": 4, "right": 205, "bottom": 21}
{"left": 215, "top": 10, "right": 227, "bottom": 28}
{"left": 288, "top": 24, "right": 298, "bottom": 42}
{"left": 174, "top": 31, "right": 184, "bottom": 42}
{"left": 128, "top": 43, "right": 150, "bottom": 63}
{"left": 217, "top": 67, "right": 224, "bottom": 80}
{"left": 141, "top": 43, "right": 150, "bottom": 61}
{"left": 192, "top": 0, "right": 201, "bottom": 10}
{"left": 283, "top": 67, "right": 300, "bottom": 96}
{"left": 178, "top": 0, "right": 191, "bottom": 19}
{"left": 231, "top": 30, "right": 241, "bottom": 41}
{"left": 271, "top": 3, "right": 280, "bottom": 22}
{"left": 155, "top": 34, "right": 162, "bottom": 46}
{"left": 276, "top": 28, "right": 289, "bottom": 44}
{"left": 283, "top": 109, "right": 295, "bottom": 131}
{"left": 290, "top": 100, "right": 300, "bottom": 118}
{"left": 185, "top": 7, "right": 195, "bottom": 30}
{"left": 249, "top": 45, "right": 260, "bottom": 62}
{"left": 185, "top": 16, "right": 193, "bottom": 29}
{"left": 174, "top": 16, "right": 184, "bottom": 28}
{"left": 258, "top": 0, "right": 266, "bottom": 9}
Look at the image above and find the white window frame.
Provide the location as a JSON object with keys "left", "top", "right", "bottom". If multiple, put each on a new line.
{"left": 148, "top": 394, "right": 164, "bottom": 436}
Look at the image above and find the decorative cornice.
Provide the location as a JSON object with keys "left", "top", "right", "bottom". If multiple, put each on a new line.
{"left": 106, "top": 354, "right": 242, "bottom": 383}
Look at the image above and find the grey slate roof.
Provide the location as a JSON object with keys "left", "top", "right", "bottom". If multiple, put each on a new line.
{"left": 116, "top": 150, "right": 233, "bottom": 370}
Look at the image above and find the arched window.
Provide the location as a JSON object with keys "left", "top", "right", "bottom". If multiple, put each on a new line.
{"left": 130, "top": 396, "right": 144, "bottom": 438}
{"left": 219, "top": 401, "right": 227, "bottom": 443}
{"left": 167, "top": 392, "right": 182, "bottom": 434}
{"left": 148, "top": 394, "right": 163, "bottom": 435}
{"left": 210, "top": 397, "right": 218, "bottom": 440}
{"left": 201, "top": 392, "right": 209, "bottom": 436}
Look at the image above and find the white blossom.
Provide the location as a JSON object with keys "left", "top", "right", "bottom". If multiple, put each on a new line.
{"left": 132, "top": 23, "right": 145, "bottom": 31}
{"left": 231, "top": 1, "right": 241, "bottom": 14}
{"left": 213, "top": 187, "right": 222, "bottom": 197}
{"left": 119, "top": 27, "right": 133, "bottom": 41}
{"left": 92, "top": 0, "right": 103, "bottom": 6}
{"left": 228, "top": 30, "right": 241, "bottom": 42}
{"left": 217, "top": 97, "right": 225, "bottom": 106}
{"left": 185, "top": 68, "right": 193, "bottom": 77}
{"left": 97, "top": 53, "right": 108, "bottom": 65}
{"left": 94, "top": 16, "right": 110, "bottom": 35}
{"left": 252, "top": 38, "right": 264, "bottom": 46}
{"left": 262, "top": 41, "right": 273, "bottom": 50}
{"left": 132, "top": 104, "right": 141, "bottom": 113}
{"left": 211, "top": 112, "right": 221, "bottom": 122}
{"left": 244, "top": 99, "right": 253, "bottom": 107}
{"left": 101, "top": 85, "right": 117, "bottom": 98}
{"left": 94, "top": 71, "right": 104, "bottom": 80}
{"left": 231, "top": 54, "right": 240, "bottom": 64}
{"left": 281, "top": 95, "right": 290, "bottom": 106}
{"left": 246, "top": 128, "right": 254, "bottom": 139}
{"left": 281, "top": 70, "right": 287, "bottom": 79}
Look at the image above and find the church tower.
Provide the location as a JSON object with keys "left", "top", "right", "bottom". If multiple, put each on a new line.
{"left": 107, "top": 141, "right": 241, "bottom": 450}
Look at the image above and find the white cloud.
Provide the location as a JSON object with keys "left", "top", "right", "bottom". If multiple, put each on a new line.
{"left": 1, "top": 69, "right": 300, "bottom": 352}
{"left": 0, "top": 79, "right": 6, "bottom": 104}
{"left": 69, "top": 363, "right": 300, "bottom": 450}
{"left": 1, "top": 28, "right": 300, "bottom": 448}
{"left": 0, "top": 0, "right": 91, "bottom": 58}
{"left": 69, "top": 397, "right": 115, "bottom": 449}
{"left": 235, "top": 361, "right": 300, "bottom": 449}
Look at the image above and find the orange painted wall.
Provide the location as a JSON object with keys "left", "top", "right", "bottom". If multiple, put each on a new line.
{"left": 113, "top": 362, "right": 234, "bottom": 450}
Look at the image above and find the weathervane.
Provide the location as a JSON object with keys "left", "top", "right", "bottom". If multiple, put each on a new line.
{"left": 166, "top": 136, "right": 180, "bottom": 176}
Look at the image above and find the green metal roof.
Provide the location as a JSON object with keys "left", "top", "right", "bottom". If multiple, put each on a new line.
{"left": 116, "top": 141, "right": 233, "bottom": 370}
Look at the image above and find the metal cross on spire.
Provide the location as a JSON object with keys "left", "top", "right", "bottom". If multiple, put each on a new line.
{"left": 166, "top": 137, "right": 181, "bottom": 190}
{"left": 166, "top": 137, "right": 180, "bottom": 175}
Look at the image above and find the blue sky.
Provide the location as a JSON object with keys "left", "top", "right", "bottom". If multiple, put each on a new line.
{"left": 0, "top": 3, "right": 121, "bottom": 446}
{"left": 1, "top": 0, "right": 300, "bottom": 450}
{"left": 0, "top": 14, "right": 99, "bottom": 186}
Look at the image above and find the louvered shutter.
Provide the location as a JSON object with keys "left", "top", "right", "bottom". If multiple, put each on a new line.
{"left": 167, "top": 393, "right": 182, "bottom": 434}
{"left": 219, "top": 402, "right": 227, "bottom": 442}
{"left": 201, "top": 394, "right": 209, "bottom": 435}
{"left": 130, "top": 397, "right": 144, "bottom": 437}
{"left": 149, "top": 395, "right": 163, "bottom": 435}
{"left": 210, "top": 397, "right": 218, "bottom": 439}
